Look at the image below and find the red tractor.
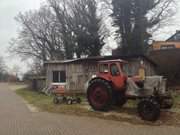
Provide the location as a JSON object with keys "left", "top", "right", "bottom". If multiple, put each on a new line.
{"left": 87, "top": 59, "right": 173, "bottom": 121}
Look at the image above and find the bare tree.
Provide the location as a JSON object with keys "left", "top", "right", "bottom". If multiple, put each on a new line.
{"left": 11, "top": 0, "right": 106, "bottom": 65}
{"left": 48, "top": 0, "right": 75, "bottom": 59}
{"left": 10, "top": 5, "right": 65, "bottom": 62}
{"left": 0, "top": 57, "right": 9, "bottom": 82}
{"left": 0, "top": 57, "right": 6, "bottom": 73}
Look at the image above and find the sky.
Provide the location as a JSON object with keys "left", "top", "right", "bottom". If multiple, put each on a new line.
{"left": 0, "top": 0, "right": 44, "bottom": 74}
{"left": 0, "top": 0, "right": 180, "bottom": 74}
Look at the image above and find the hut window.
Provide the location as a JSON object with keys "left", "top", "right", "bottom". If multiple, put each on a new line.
{"left": 160, "top": 44, "right": 175, "bottom": 50}
{"left": 99, "top": 64, "right": 108, "bottom": 73}
{"left": 52, "top": 71, "right": 66, "bottom": 83}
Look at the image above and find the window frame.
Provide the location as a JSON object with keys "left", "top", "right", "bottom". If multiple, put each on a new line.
{"left": 52, "top": 70, "right": 66, "bottom": 84}
{"left": 99, "top": 64, "right": 109, "bottom": 74}
{"left": 160, "top": 44, "right": 175, "bottom": 50}
{"left": 110, "top": 63, "right": 120, "bottom": 76}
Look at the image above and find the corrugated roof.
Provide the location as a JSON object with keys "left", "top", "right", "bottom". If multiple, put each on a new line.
{"left": 44, "top": 56, "right": 107, "bottom": 64}
{"left": 98, "top": 59, "right": 128, "bottom": 63}
{"left": 30, "top": 76, "right": 46, "bottom": 80}
{"left": 44, "top": 55, "right": 156, "bottom": 66}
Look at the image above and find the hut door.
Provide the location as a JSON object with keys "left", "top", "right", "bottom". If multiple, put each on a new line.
{"left": 32, "top": 79, "right": 37, "bottom": 90}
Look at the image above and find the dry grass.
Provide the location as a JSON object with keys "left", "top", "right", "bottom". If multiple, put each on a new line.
{"left": 9, "top": 83, "right": 27, "bottom": 91}
{"left": 15, "top": 87, "right": 180, "bottom": 126}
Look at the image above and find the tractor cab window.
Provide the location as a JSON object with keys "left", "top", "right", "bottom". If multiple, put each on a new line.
{"left": 99, "top": 64, "right": 109, "bottom": 73}
{"left": 110, "top": 64, "right": 120, "bottom": 76}
{"left": 122, "top": 64, "right": 133, "bottom": 77}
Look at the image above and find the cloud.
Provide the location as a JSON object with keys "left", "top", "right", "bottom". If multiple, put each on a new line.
{"left": 0, "top": 0, "right": 44, "bottom": 72}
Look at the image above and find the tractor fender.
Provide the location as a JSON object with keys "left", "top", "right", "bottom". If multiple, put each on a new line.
{"left": 88, "top": 77, "right": 111, "bottom": 86}
{"left": 84, "top": 77, "right": 109, "bottom": 93}
{"left": 88, "top": 77, "right": 126, "bottom": 90}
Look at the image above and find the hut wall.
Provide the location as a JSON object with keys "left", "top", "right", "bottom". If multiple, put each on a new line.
{"left": 46, "top": 58, "right": 156, "bottom": 93}
{"left": 46, "top": 64, "right": 66, "bottom": 86}
{"left": 46, "top": 62, "right": 97, "bottom": 93}
{"left": 143, "top": 60, "right": 156, "bottom": 76}
{"left": 125, "top": 58, "right": 156, "bottom": 76}
{"left": 30, "top": 78, "right": 46, "bottom": 91}
{"left": 36, "top": 79, "right": 46, "bottom": 91}
{"left": 66, "top": 62, "right": 97, "bottom": 92}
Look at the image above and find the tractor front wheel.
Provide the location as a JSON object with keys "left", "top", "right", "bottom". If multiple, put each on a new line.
{"left": 138, "top": 98, "right": 160, "bottom": 121}
{"left": 87, "top": 79, "right": 113, "bottom": 111}
{"left": 160, "top": 96, "right": 174, "bottom": 109}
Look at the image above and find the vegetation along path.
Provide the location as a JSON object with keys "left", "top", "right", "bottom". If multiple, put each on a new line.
{"left": 0, "top": 83, "right": 179, "bottom": 135}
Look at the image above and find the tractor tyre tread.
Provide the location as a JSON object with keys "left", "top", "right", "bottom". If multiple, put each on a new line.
{"left": 87, "top": 78, "right": 113, "bottom": 111}
{"left": 138, "top": 98, "right": 160, "bottom": 121}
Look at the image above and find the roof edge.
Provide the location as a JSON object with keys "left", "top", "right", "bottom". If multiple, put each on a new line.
{"left": 44, "top": 55, "right": 157, "bottom": 66}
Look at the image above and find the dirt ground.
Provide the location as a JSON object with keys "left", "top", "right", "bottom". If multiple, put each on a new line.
{"left": 81, "top": 102, "right": 180, "bottom": 126}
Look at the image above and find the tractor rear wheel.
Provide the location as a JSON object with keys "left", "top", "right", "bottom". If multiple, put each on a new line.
{"left": 87, "top": 79, "right": 113, "bottom": 111}
{"left": 138, "top": 98, "right": 160, "bottom": 121}
{"left": 114, "top": 92, "right": 127, "bottom": 107}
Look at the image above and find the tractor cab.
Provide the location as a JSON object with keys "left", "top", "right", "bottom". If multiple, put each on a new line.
{"left": 96, "top": 59, "right": 128, "bottom": 90}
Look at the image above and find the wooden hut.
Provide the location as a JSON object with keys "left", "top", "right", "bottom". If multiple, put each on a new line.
{"left": 44, "top": 55, "right": 157, "bottom": 93}
{"left": 29, "top": 76, "right": 46, "bottom": 91}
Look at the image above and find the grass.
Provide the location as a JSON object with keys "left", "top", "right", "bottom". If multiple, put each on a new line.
{"left": 15, "top": 88, "right": 88, "bottom": 114}
{"left": 173, "top": 91, "right": 180, "bottom": 108}
{"left": 15, "top": 87, "right": 180, "bottom": 126}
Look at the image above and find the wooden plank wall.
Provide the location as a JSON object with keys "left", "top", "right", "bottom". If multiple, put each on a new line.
{"left": 126, "top": 58, "right": 156, "bottom": 76}
{"left": 46, "top": 62, "right": 98, "bottom": 93}
{"left": 46, "top": 59, "right": 156, "bottom": 93}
